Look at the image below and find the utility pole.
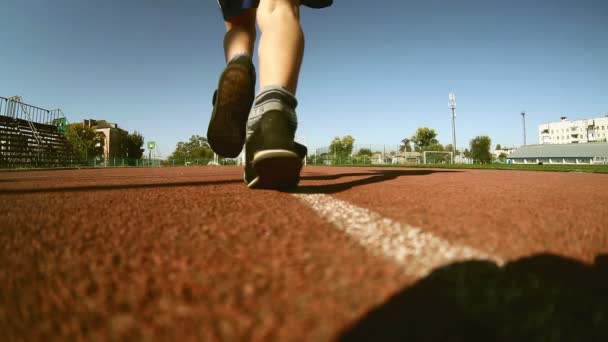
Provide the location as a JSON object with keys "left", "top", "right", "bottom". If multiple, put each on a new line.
{"left": 521, "top": 111, "right": 527, "bottom": 146}
{"left": 449, "top": 93, "right": 457, "bottom": 163}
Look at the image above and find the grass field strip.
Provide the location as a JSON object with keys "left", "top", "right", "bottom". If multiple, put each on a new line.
{"left": 293, "top": 194, "right": 504, "bottom": 278}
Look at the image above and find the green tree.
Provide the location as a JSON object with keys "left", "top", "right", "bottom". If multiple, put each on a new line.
{"left": 329, "top": 135, "right": 355, "bottom": 161}
{"left": 329, "top": 137, "right": 342, "bottom": 157}
{"left": 168, "top": 135, "right": 214, "bottom": 163}
{"left": 423, "top": 143, "right": 445, "bottom": 152}
{"left": 400, "top": 138, "right": 412, "bottom": 152}
{"left": 470, "top": 135, "right": 492, "bottom": 164}
{"left": 495, "top": 144, "right": 502, "bottom": 150}
{"left": 411, "top": 127, "right": 439, "bottom": 151}
{"left": 498, "top": 152, "right": 508, "bottom": 160}
{"left": 122, "top": 131, "right": 144, "bottom": 159}
{"left": 65, "top": 124, "right": 104, "bottom": 161}
{"left": 342, "top": 135, "right": 355, "bottom": 156}
{"left": 356, "top": 147, "right": 372, "bottom": 163}
{"left": 357, "top": 148, "right": 372, "bottom": 157}
{"left": 444, "top": 144, "right": 460, "bottom": 155}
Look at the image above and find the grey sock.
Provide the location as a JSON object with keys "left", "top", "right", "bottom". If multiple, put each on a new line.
{"left": 247, "top": 86, "right": 298, "bottom": 138}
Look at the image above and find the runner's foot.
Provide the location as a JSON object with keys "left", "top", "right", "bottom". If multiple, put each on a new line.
{"left": 244, "top": 141, "right": 307, "bottom": 189}
{"left": 207, "top": 55, "right": 256, "bottom": 158}
{"left": 243, "top": 88, "right": 305, "bottom": 189}
{"left": 301, "top": 0, "right": 333, "bottom": 9}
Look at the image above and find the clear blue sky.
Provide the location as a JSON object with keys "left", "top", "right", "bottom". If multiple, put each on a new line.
{"left": 2, "top": 0, "right": 607, "bottom": 155}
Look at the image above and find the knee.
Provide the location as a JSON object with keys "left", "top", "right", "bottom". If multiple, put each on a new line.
{"left": 257, "top": 0, "right": 300, "bottom": 30}
{"left": 225, "top": 9, "right": 256, "bottom": 35}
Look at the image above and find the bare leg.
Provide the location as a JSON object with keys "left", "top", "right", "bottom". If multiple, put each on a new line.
{"left": 207, "top": 9, "right": 257, "bottom": 158}
{"left": 223, "top": 9, "right": 257, "bottom": 62}
{"left": 257, "top": 0, "right": 304, "bottom": 94}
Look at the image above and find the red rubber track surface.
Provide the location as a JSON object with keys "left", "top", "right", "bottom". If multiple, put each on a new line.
{"left": 1, "top": 166, "right": 607, "bottom": 341}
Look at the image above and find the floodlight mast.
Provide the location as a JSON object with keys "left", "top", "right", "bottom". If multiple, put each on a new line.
{"left": 521, "top": 111, "right": 527, "bottom": 146}
{"left": 449, "top": 93, "right": 457, "bottom": 162}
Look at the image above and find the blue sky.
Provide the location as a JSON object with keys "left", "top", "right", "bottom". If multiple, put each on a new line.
{"left": 1, "top": 0, "right": 607, "bottom": 155}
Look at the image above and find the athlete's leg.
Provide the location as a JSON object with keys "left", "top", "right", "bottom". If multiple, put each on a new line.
{"left": 256, "top": 0, "right": 304, "bottom": 94}
{"left": 207, "top": 7, "right": 258, "bottom": 158}
{"left": 223, "top": 8, "right": 257, "bottom": 61}
{"left": 243, "top": 0, "right": 306, "bottom": 189}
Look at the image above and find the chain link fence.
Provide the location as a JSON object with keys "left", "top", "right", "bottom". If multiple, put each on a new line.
{"left": 79, "top": 157, "right": 241, "bottom": 167}
{"left": 310, "top": 144, "right": 417, "bottom": 165}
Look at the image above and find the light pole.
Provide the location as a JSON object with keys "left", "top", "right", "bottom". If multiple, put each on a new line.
{"left": 449, "top": 93, "right": 457, "bottom": 163}
{"left": 521, "top": 111, "right": 527, "bottom": 146}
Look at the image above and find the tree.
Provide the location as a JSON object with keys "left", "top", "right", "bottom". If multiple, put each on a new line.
{"left": 498, "top": 152, "right": 508, "bottom": 160}
{"left": 400, "top": 138, "right": 412, "bottom": 152}
{"left": 411, "top": 127, "right": 439, "bottom": 151}
{"left": 357, "top": 148, "right": 372, "bottom": 157}
{"left": 470, "top": 135, "right": 492, "bottom": 164}
{"left": 122, "top": 131, "right": 144, "bottom": 159}
{"left": 65, "top": 124, "right": 104, "bottom": 161}
{"left": 423, "top": 143, "right": 445, "bottom": 152}
{"left": 168, "top": 135, "right": 214, "bottom": 163}
{"left": 342, "top": 135, "right": 355, "bottom": 157}
{"left": 329, "top": 135, "right": 355, "bottom": 161}
{"left": 495, "top": 144, "right": 502, "bottom": 151}
{"left": 329, "top": 137, "right": 342, "bottom": 157}
{"left": 444, "top": 144, "right": 460, "bottom": 156}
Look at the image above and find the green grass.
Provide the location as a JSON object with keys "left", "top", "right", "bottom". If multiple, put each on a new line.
{"left": 309, "top": 162, "right": 608, "bottom": 173}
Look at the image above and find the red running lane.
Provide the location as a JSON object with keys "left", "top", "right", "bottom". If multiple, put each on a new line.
{"left": 0, "top": 167, "right": 408, "bottom": 341}
{"left": 1, "top": 166, "right": 607, "bottom": 340}
{"left": 297, "top": 167, "right": 608, "bottom": 262}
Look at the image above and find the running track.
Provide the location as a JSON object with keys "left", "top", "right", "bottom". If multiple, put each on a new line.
{"left": 1, "top": 166, "right": 607, "bottom": 341}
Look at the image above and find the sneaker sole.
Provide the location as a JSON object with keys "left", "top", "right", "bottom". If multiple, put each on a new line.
{"left": 207, "top": 64, "right": 254, "bottom": 158}
{"left": 248, "top": 149, "right": 302, "bottom": 189}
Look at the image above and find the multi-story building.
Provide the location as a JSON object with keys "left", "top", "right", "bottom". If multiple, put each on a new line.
{"left": 83, "top": 119, "right": 128, "bottom": 161}
{"left": 538, "top": 115, "right": 608, "bottom": 144}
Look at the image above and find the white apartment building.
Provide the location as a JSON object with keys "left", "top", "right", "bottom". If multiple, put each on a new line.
{"left": 538, "top": 115, "right": 608, "bottom": 144}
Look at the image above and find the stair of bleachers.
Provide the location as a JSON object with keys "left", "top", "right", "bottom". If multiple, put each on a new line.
{"left": 0, "top": 115, "right": 81, "bottom": 168}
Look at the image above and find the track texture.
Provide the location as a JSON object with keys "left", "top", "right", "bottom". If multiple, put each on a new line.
{"left": 1, "top": 166, "right": 607, "bottom": 341}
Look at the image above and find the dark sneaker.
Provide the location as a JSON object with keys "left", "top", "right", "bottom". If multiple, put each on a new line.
{"left": 301, "top": 0, "right": 333, "bottom": 9}
{"left": 244, "top": 141, "right": 307, "bottom": 189}
{"left": 243, "top": 104, "right": 306, "bottom": 189}
{"left": 207, "top": 55, "right": 256, "bottom": 158}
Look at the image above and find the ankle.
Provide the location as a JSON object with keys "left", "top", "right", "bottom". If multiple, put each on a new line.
{"left": 247, "top": 85, "right": 298, "bottom": 137}
{"left": 254, "top": 86, "right": 298, "bottom": 109}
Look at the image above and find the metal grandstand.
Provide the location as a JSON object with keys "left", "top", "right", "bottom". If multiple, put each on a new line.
{"left": 0, "top": 96, "right": 80, "bottom": 168}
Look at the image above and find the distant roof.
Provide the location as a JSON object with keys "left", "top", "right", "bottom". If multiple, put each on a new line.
{"left": 508, "top": 143, "right": 608, "bottom": 159}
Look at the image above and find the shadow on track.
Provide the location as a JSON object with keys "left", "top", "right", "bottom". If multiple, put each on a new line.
{"left": 292, "top": 169, "right": 459, "bottom": 194}
{"left": 339, "top": 253, "right": 608, "bottom": 342}
{"left": 0, "top": 179, "right": 243, "bottom": 195}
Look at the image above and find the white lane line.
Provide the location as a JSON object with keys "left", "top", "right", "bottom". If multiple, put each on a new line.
{"left": 293, "top": 193, "right": 503, "bottom": 278}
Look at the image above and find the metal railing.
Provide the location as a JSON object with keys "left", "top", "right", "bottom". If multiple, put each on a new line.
{"left": 0, "top": 96, "right": 64, "bottom": 125}
{"left": 1, "top": 95, "right": 83, "bottom": 146}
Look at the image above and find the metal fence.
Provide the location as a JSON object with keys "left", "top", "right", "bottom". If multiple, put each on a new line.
{"left": 311, "top": 144, "right": 412, "bottom": 165}
{"left": 315, "top": 144, "right": 401, "bottom": 156}
{"left": 83, "top": 157, "right": 240, "bottom": 167}
{"left": 0, "top": 96, "right": 64, "bottom": 126}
